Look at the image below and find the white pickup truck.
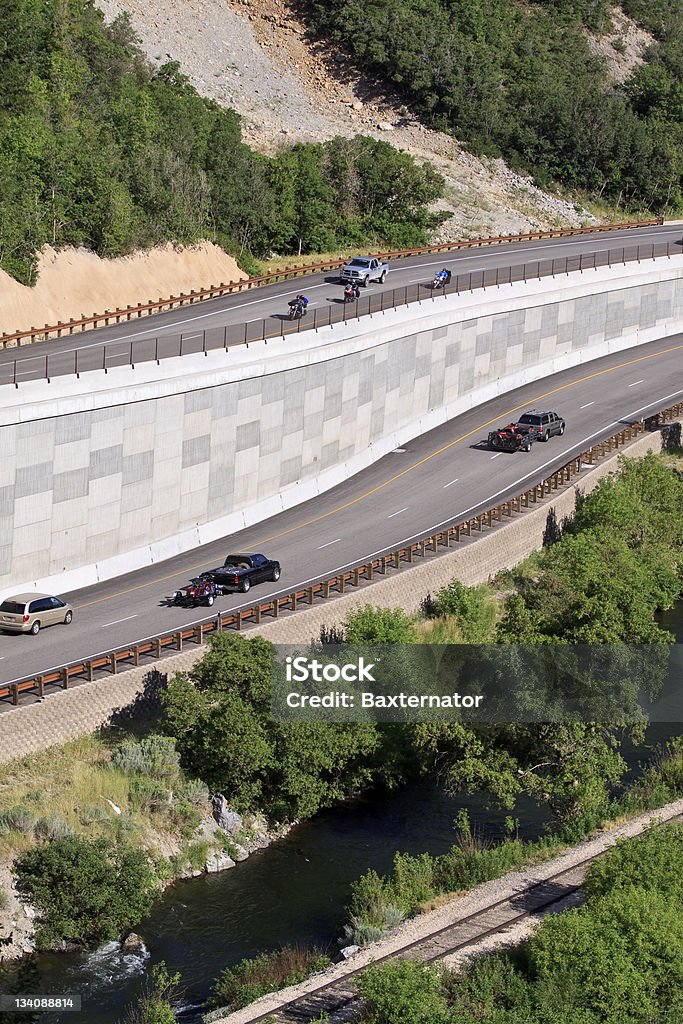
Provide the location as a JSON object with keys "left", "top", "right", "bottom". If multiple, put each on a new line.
{"left": 339, "top": 256, "right": 389, "bottom": 287}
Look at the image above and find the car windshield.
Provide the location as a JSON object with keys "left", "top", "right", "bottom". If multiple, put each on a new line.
{"left": 0, "top": 601, "right": 24, "bottom": 614}
{"left": 224, "top": 554, "right": 249, "bottom": 566}
{"left": 349, "top": 258, "right": 369, "bottom": 267}
{"left": 518, "top": 414, "right": 542, "bottom": 425}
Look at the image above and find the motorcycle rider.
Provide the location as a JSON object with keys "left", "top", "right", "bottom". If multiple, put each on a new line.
{"left": 288, "top": 293, "right": 309, "bottom": 317}
{"left": 344, "top": 283, "right": 355, "bottom": 301}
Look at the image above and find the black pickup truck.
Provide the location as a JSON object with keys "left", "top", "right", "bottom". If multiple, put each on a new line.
{"left": 488, "top": 410, "right": 565, "bottom": 452}
{"left": 200, "top": 553, "right": 281, "bottom": 594}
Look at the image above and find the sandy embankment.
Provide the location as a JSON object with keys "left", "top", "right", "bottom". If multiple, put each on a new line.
{"left": 0, "top": 242, "right": 247, "bottom": 338}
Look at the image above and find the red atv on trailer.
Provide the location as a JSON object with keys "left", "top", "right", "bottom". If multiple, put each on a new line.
{"left": 488, "top": 422, "right": 536, "bottom": 452}
{"left": 171, "top": 578, "right": 220, "bottom": 608}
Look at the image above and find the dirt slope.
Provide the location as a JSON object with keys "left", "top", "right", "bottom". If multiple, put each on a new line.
{"left": 0, "top": 243, "right": 245, "bottom": 337}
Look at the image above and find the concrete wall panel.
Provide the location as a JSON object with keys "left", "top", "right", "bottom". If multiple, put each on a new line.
{"left": 2, "top": 259, "right": 683, "bottom": 596}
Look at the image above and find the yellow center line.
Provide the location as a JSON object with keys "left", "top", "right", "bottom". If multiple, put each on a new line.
{"left": 75, "top": 341, "right": 683, "bottom": 610}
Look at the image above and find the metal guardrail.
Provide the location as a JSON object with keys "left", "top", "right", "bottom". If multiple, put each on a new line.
{"left": 2, "top": 402, "right": 680, "bottom": 709}
{"left": 0, "top": 218, "right": 663, "bottom": 349}
{"left": 2, "top": 237, "right": 678, "bottom": 388}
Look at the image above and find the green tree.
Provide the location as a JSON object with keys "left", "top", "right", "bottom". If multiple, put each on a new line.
{"left": 14, "top": 836, "right": 157, "bottom": 949}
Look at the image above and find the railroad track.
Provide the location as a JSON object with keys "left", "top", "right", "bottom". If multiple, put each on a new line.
{"left": 232, "top": 816, "right": 683, "bottom": 1024}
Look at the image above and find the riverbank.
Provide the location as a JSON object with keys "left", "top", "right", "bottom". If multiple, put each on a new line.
{"left": 0, "top": 734, "right": 289, "bottom": 964}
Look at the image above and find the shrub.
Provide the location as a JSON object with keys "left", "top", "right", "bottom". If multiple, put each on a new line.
{"left": 112, "top": 736, "right": 180, "bottom": 780}
{"left": 347, "top": 904, "right": 404, "bottom": 945}
{"left": 129, "top": 776, "right": 169, "bottom": 813}
{"left": 209, "top": 946, "right": 331, "bottom": 1010}
{"left": 0, "top": 805, "right": 36, "bottom": 836}
{"left": 359, "top": 960, "right": 450, "bottom": 1024}
{"left": 119, "top": 962, "right": 181, "bottom": 1024}
{"left": 431, "top": 581, "right": 496, "bottom": 641}
{"left": 583, "top": 823, "right": 683, "bottom": 904}
{"left": 14, "top": 836, "right": 157, "bottom": 949}
{"left": 386, "top": 852, "right": 436, "bottom": 914}
{"left": 176, "top": 778, "right": 209, "bottom": 808}
{"left": 33, "top": 814, "right": 73, "bottom": 842}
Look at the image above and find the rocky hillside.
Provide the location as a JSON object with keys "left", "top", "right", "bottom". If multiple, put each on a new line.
{"left": 94, "top": 0, "right": 654, "bottom": 238}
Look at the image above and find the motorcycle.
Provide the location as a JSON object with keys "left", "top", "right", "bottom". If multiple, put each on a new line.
{"left": 343, "top": 287, "right": 359, "bottom": 303}
{"left": 171, "top": 578, "right": 221, "bottom": 608}
{"left": 431, "top": 270, "right": 452, "bottom": 289}
{"left": 288, "top": 299, "right": 307, "bottom": 320}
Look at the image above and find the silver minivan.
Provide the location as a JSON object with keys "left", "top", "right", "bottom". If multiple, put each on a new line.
{"left": 0, "top": 593, "right": 73, "bottom": 635}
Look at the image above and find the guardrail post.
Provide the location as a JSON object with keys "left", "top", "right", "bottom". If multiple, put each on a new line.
{"left": 11, "top": 684, "right": 19, "bottom": 706}
{"left": 176, "top": 631, "right": 183, "bottom": 651}
{"left": 60, "top": 667, "right": 68, "bottom": 689}
{"left": 110, "top": 652, "right": 117, "bottom": 674}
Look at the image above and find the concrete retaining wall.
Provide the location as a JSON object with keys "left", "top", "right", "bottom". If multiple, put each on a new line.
{"left": 0, "top": 421, "right": 676, "bottom": 766}
{"left": 2, "top": 258, "right": 683, "bottom": 596}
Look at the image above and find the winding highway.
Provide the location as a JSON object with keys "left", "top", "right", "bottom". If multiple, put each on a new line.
{"left": 1, "top": 328, "right": 682, "bottom": 686}
{"left": 1, "top": 222, "right": 681, "bottom": 383}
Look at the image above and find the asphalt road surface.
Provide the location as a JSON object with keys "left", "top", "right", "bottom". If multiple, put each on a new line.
{"left": 1, "top": 223, "right": 681, "bottom": 383}
{"left": 1, "top": 332, "right": 682, "bottom": 685}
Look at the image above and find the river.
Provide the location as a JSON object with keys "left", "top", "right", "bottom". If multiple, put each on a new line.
{"left": 2, "top": 610, "right": 682, "bottom": 1023}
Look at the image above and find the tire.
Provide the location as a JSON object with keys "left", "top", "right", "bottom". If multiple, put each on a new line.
{"left": 207, "top": 595, "right": 214, "bottom": 607}
{"left": 559, "top": 423, "right": 565, "bottom": 436}
{"left": 64, "top": 611, "right": 73, "bottom": 625}
{"left": 239, "top": 578, "right": 251, "bottom": 594}
{"left": 271, "top": 567, "right": 281, "bottom": 582}
{"left": 542, "top": 430, "right": 550, "bottom": 442}
{"left": 30, "top": 620, "right": 40, "bottom": 636}
{"left": 363, "top": 276, "right": 370, "bottom": 288}
{"left": 379, "top": 270, "right": 386, "bottom": 283}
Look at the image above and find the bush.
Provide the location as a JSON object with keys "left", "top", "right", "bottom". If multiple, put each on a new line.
{"left": 359, "top": 960, "right": 450, "bottom": 1024}
{"left": 112, "top": 736, "right": 180, "bottom": 780}
{"left": 387, "top": 852, "right": 436, "bottom": 914}
{"left": 119, "top": 962, "right": 181, "bottom": 1024}
{"left": 0, "top": 805, "right": 36, "bottom": 836}
{"left": 33, "top": 814, "right": 73, "bottom": 842}
{"left": 209, "top": 946, "right": 331, "bottom": 1010}
{"left": 431, "top": 581, "right": 496, "bottom": 641}
{"left": 14, "top": 836, "right": 157, "bottom": 949}
{"left": 342, "top": 605, "right": 416, "bottom": 643}
{"left": 343, "top": 903, "right": 404, "bottom": 946}
{"left": 583, "top": 823, "right": 683, "bottom": 904}
{"left": 176, "top": 778, "right": 209, "bottom": 807}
